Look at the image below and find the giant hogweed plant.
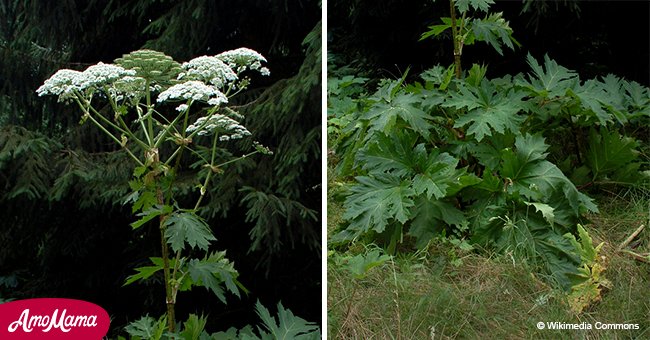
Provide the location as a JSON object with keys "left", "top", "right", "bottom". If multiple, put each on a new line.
{"left": 328, "top": 0, "right": 650, "bottom": 293}
{"left": 37, "top": 48, "right": 279, "bottom": 336}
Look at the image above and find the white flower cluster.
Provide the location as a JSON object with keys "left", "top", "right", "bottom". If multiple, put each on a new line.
{"left": 156, "top": 80, "right": 228, "bottom": 105}
{"left": 36, "top": 69, "right": 84, "bottom": 100}
{"left": 216, "top": 48, "right": 268, "bottom": 75}
{"left": 186, "top": 113, "right": 251, "bottom": 140}
{"left": 178, "top": 56, "right": 237, "bottom": 88}
{"left": 176, "top": 48, "right": 269, "bottom": 91}
{"left": 76, "top": 62, "right": 136, "bottom": 90}
{"left": 36, "top": 63, "right": 136, "bottom": 101}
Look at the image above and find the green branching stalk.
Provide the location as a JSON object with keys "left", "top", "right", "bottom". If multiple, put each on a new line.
{"left": 449, "top": 0, "right": 462, "bottom": 79}
{"left": 72, "top": 99, "right": 144, "bottom": 167}
{"left": 37, "top": 47, "right": 272, "bottom": 337}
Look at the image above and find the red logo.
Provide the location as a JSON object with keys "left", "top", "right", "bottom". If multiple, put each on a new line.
{"left": 0, "top": 298, "right": 110, "bottom": 339}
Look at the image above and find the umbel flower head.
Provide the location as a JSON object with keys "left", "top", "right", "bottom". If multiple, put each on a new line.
{"left": 178, "top": 56, "right": 237, "bottom": 88}
{"left": 186, "top": 113, "right": 251, "bottom": 140}
{"left": 215, "top": 47, "right": 269, "bottom": 75}
{"left": 36, "top": 69, "right": 84, "bottom": 100}
{"left": 157, "top": 80, "right": 228, "bottom": 105}
{"left": 36, "top": 63, "right": 136, "bottom": 101}
{"left": 178, "top": 47, "right": 270, "bottom": 89}
{"left": 37, "top": 48, "right": 269, "bottom": 107}
{"left": 77, "top": 62, "right": 136, "bottom": 90}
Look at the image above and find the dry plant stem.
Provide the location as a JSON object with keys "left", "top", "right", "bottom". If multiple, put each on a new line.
{"left": 619, "top": 250, "right": 650, "bottom": 263}
{"left": 336, "top": 284, "right": 358, "bottom": 339}
{"left": 617, "top": 224, "right": 645, "bottom": 250}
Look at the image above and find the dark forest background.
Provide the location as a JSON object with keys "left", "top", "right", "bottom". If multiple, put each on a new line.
{"left": 329, "top": 0, "right": 649, "bottom": 86}
{"left": 0, "top": 0, "right": 321, "bottom": 336}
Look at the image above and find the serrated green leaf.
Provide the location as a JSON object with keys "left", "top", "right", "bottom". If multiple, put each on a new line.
{"left": 344, "top": 249, "right": 391, "bottom": 279}
{"left": 164, "top": 211, "right": 216, "bottom": 252}
{"left": 342, "top": 174, "right": 415, "bottom": 235}
{"left": 409, "top": 196, "right": 467, "bottom": 248}
{"left": 456, "top": 0, "right": 494, "bottom": 12}
{"left": 180, "top": 314, "right": 208, "bottom": 340}
{"left": 623, "top": 80, "right": 650, "bottom": 113}
{"left": 471, "top": 13, "right": 517, "bottom": 55}
{"left": 124, "top": 315, "right": 167, "bottom": 340}
{"left": 585, "top": 127, "right": 639, "bottom": 182}
{"left": 566, "top": 79, "right": 613, "bottom": 125}
{"left": 358, "top": 132, "right": 421, "bottom": 177}
{"left": 525, "top": 201, "right": 555, "bottom": 225}
{"left": 501, "top": 134, "right": 598, "bottom": 215}
{"left": 254, "top": 301, "right": 320, "bottom": 339}
{"left": 123, "top": 260, "right": 163, "bottom": 286}
{"left": 131, "top": 189, "right": 157, "bottom": 213}
{"left": 448, "top": 80, "right": 525, "bottom": 142}
{"left": 420, "top": 23, "right": 452, "bottom": 41}
{"left": 412, "top": 152, "right": 460, "bottom": 199}
{"left": 518, "top": 54, "right": 578, "bottom": 98}
{"left": 131, "top": 204, "right": 173, "bottom": 229}
{"left": 362, "top": 92, "right": 432, "bottom": 139}
{"left": 187, "top": 251, "right": 241, "bottom": 303}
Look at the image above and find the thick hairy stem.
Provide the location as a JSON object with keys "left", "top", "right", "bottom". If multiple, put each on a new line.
{"left": 157, "top": 185, "right": 176, "bottom": 333}
{"left": 449, "top": 0, "right": 462, "bottom": 78}
{"left": 148, "top": 148, "right": 175, "bottom": 333}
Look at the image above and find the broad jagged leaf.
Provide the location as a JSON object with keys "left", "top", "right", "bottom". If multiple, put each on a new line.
{"left": 254, "top": 301, "right": 321, "bottom": 340}
{"left": 585, "top": 127, "right": 639, "bottom": 182}
{"left": 500, "top": 134, "right": 598, "bottom": 215}
{"left": 525, "top": 201, "right": 555, "bottom": 225}
{"left": 470, "top": 13, "right": 517, "bottom": 55}
{"left": 344, "top": 249, "right": 391, "bottom": 279}
{"left": 623, "top": 80, "right": 650, "bottom": 118}
{"left": 566, "top": 79, "right": 613, "bottom": 125}
{"left": 123, "top": 257, "right": 164, "bottom": 286}
{"left": 517, "top": 54, "right": 577, "bottom": 98}
{"left": 362, "top": 92, "right": 432, "bottom": 139}
{"left": 446, "top": 79, "right": 525, "bottom": 142}
{"left": 420, "top": 17, "right": 453, "bottom": 41}
{"left": 359, "top": 131, "right": 462, "bottom": 200}
{"left": 186, "top": 251, "right": 241, "bottom": 303}
{"left": 164, "top": 211, "right": 216, "bottom": 252}
{"left": 179, "top": 314, "right": 208, "bottom": 340}
{"left": 412, "top": 152, "right": 461, "bottom": 200}
{"left": 359, "top": 132, "right": 422, "bottom": 177}
{"left": 456, "top": 0, "right": 494, "bottom": 12}
{"left": 131, "top": 204, "right": 173, "bottom": 229}
{"left": 473, "top": 205, "right": 581, "bottom": 290}
{"left": 124, "top": 315, "right": 167, "bottom": 340}
{"left": 409, "top": 197, "right": 467, "bottom": 248}
{"left": 342, "top": 174, "right": 415, "bottom": 235}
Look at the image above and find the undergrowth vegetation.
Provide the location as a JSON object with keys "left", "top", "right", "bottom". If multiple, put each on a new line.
{"left": 328, "top": 0, "right": 649, "bottom": 337}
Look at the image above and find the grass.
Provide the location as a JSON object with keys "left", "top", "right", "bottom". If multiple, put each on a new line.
{"left": 327, "top": 187, "right": 650, "bottom": 339}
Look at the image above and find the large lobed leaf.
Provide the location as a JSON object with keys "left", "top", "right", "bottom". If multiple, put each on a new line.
{"left": 585, "top": 127, "right": 640, "bottom": 182}
{"left": 470, "top": 13, "right": 518, "bottom": 55}
{"left": 164, "top": 211, "right": 216, "bottom": 252}
{"left": 185, "top": 251, "right": 242, "bottom": 303}
{"left": 445, "top": 79, "right": 526, "bottom": 142}
{"left": 342, "top": 174, "right": 415, "bottom": 236}
{"left": 362, "top": 91, "right": 433, "bottom": 139}
{"left": 500, "top": 134, "right": 598, "bottom": 215}
{"left": 517, "top": 54, "right": 577, "bottom": 98}
{"left": 455, "top": 0, "right": 495, "bottom": 12}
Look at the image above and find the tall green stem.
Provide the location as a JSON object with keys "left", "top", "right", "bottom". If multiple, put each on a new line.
{"left": 449, "top": 0, "right": 462, "bottom": 79}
